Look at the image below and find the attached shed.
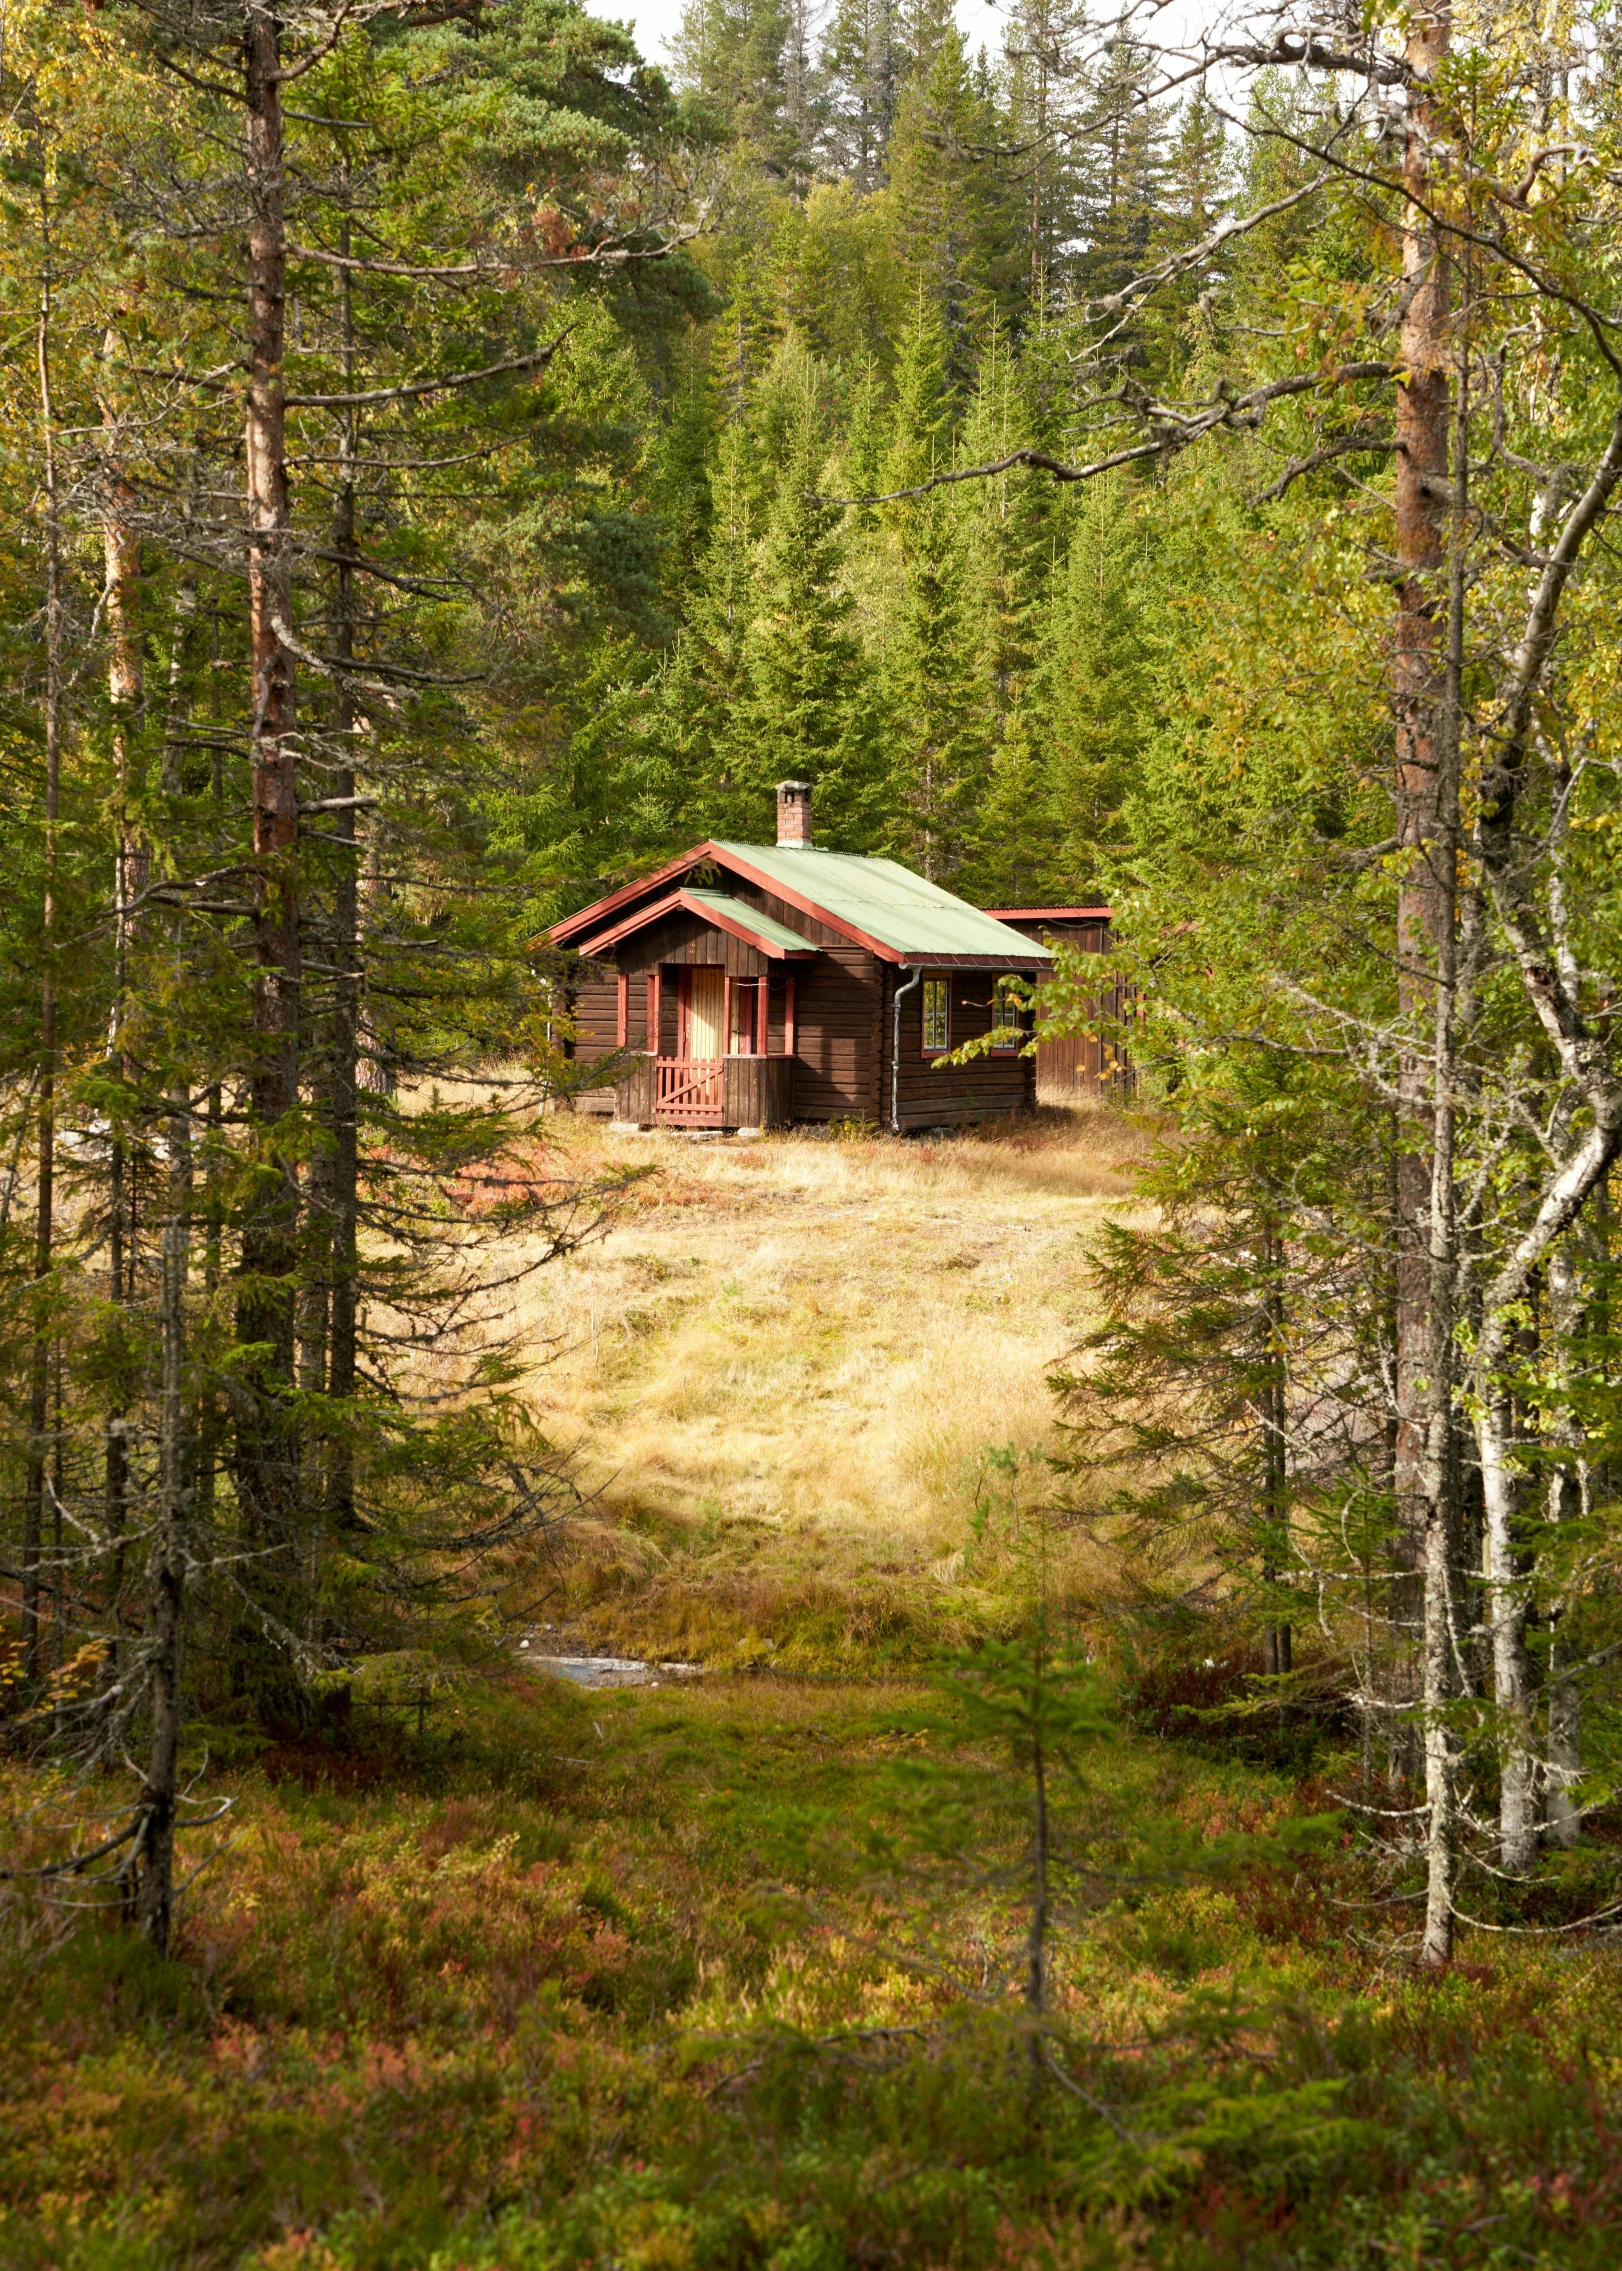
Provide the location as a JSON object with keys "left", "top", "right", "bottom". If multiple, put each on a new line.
{"left": 552, "top": 784, "right": 1053, "bottom": 1133}
{"left": 983, "top": 908, "right": 1134, "bottom": 1102}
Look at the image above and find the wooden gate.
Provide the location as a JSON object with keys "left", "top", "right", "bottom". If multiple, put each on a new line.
{"left": 656, "top": 1057, "right": 726, "bottom": 1126}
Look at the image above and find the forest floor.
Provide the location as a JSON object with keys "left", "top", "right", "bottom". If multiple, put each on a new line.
{"left": 8, "top": 1113, "right": 1622, "bottom": 2268}
{"left": 6, "top": 1668, "right": 1621, "bottom": 2271}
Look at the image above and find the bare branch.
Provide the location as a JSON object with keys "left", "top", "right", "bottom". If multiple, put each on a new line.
{"left": 286, "top": 332, "right": 571, "bottom": 409}
{"left": 823, "top": 364, "right": 1394, "bottom": 506}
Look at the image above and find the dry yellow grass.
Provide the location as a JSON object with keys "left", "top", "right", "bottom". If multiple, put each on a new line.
{"left": 493, "top": 1108, "right": 1149, "bottom": 1664}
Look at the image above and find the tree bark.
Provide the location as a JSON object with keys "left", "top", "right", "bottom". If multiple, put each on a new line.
{"left": 136, "top": 1080, "right": 192, "bottom": 1954}
{"left": 1392, "top": 4, "right": 1454, "bottom": 1561}
{"left": 326, "top": 210, "right": 361, "bottom": 1530}
{"left": 233, "top": 0, "right": 304, "bottom": 1695}
{"left": 1480, "top": 1391, "right": 1537, "bottom": 1870}
{"left": 1260, "top": 1220, "right": 1292, "bottom": 1680}
{"left": 1544, "top": 1228, "right": 1587, "bottom": 1849}
{"left": 24, "top": 168, "right": 64, "bottom": 1686}
{"left": 100, "top": 348, "right": 146, "bottom": 1678}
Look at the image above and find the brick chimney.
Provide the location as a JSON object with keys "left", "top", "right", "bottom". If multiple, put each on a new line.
{"left": 776, "top": 779, "right": 813, "bottom": 848}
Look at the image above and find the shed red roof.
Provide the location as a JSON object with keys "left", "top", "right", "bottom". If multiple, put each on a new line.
{"left": 982, "top": 906, "right": 1112, "bottom": 922}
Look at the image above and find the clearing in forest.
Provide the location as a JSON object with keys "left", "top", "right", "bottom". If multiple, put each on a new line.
{"left": 512, "top": 1109, "right": 1145, "bottom": 1664}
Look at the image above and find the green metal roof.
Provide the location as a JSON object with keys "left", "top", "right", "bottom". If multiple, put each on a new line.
{"left": 681, "top": 888, "right": 820, "bottom": 955}
{"left": 711, "top": 843, "right": 1054, "bottom": 966}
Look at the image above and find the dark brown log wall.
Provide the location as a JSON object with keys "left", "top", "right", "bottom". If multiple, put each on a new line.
{"left": 997, "top": 918, "right": 1134, "bottom": 1102}
{"left": 566, "top": 966, "right": 621, "bottom": 1113}
{"left": 788, "top": 946, "right": 881, "bottom": 1120}
{"left": 881, "top": 968, "right": 1037, "bottom": 1132}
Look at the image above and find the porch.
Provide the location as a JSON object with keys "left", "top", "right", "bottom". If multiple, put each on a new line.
{"left": 615, "top": 1052, "right": 795, "bottom": 1131}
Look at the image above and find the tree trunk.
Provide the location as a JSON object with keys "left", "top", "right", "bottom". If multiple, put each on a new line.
{"left": 1544, "top": 1230, "right": 1587, "bottom": 1848}
{"left": 1479, "top": 1390, "right": 1536, "bottom": 1872}
{"left": 1546, "top": 1629, "right": 1582, "bottom": 1850}
{"left": 136, "top": 1081, "right": 193, "bottom": 1954}
{"left": 24, "top": 171, "right": 64, "bottom": 1686}
{"left": 233, "top": 0, "right": 303, "bottom": 1701}
{"left": 1392, "top": 5, "right": 1454, "bottom": 1563}
{"left": 327, "top": 213, "right": 361, "bottom": 1529}
{"left": 1387, "top": 14, "right": 1463, "bottom": 1965}
{"left": 1260, "top": 1221, "right": 1291, "bottom": 1679}
{"left": 100, "top": 353, "right": 146, "bottom": 1680}
{"left": 1025, "top": 1693, "right": 1050, "bottom": 2099}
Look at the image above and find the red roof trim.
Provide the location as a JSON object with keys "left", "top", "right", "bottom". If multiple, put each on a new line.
{"left": 550, "top": 843, "right": 1061, "bottom": 967}
{"left": 983, "top": 906, "right": 1113, "bottom": 922}
{"left": 568, "top": 888, "right": 687, "bottom": 955}
{"left": 571, "top": 887, "right": 822, "bottom": 962}
{"left": 926, "top": 954, "right": 1051, "bottom": 970}
{"left": 549, "top": 843, "right": 730, "bottom": 946}
{"left": 683, "top": 896, "right": 820, "bottom": 960}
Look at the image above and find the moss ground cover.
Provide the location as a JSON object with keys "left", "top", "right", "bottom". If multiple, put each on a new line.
{"left": 6, "top": 1667, "right": 1622, "bottom": 2269}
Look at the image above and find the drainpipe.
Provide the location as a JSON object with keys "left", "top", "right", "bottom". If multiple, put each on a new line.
{"left": 890, "top": 965, "right": 921, "bottom": 1135}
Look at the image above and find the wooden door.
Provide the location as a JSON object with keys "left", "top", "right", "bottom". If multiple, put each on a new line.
{"left": 685, "top": 967, "right": 725, "bottom": 1060}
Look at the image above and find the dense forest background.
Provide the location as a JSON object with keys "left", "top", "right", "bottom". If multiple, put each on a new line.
{"left": 437, "top": 0, "right": 1243, "bottom": 919}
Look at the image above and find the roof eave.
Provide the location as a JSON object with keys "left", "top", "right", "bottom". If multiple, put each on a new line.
{"left": 568, "top": 884, "right": 821, "bottom": 963}
{"left": 549, "top": 842, "right": 732, "bottom": 947}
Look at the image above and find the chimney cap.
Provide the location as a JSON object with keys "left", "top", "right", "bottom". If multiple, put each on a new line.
{"left": 775, "top": 779, "right": 813, "bottom": 848}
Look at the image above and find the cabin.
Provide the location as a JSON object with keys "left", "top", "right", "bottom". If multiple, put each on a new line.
{"left": 984, "top": 907, "right": 1134, "bottom": 1102}
{"left": 551, "top": 783, "right": 1053, "bottom": 1133}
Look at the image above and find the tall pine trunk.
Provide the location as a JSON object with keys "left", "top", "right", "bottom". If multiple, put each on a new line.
{"left": 326, "top": 215, "right": 361, "bottom": 1530}
{"left": 233, "top": 0, "right": 303, "bottom": 1708}
{"left": 24, "top": 167, "right": 64, "bottom": 1686}
{"left": 135, "top": 1079, "right": 192, "bottom": 1953}
{"left": 100, "top": 354, "right": 145, "bottom": 1675}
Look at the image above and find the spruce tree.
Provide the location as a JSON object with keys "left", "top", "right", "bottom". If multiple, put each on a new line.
{"left": 1074, "top": 34, "right": 1170, "bottom": 309}
{"left": 1036, "top": 471, "right": 1155, "bottom": 895}
{"left": 878, "top": 303, "right": 993, "bottom": 879}
{"left": 820, "top": 0, "right": 900, "bottom": 189}
{"left": 887, "top": 13, "right": 1012, "bottom": 357}
{"left": 673, "top": 0, "right": 793, "bottom": 163}
{"left": 739, "top": 386, "right": 887, "bottom": 847}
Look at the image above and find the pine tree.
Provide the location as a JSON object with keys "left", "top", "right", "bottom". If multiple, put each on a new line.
{"left": 819, "top": 0, "right": 900, "bottom": 189}
{"left": 878, "top": 303, "right": 993, "bottom": 879}
{"left": 673, "top": 0, "right": 793, "bottom": 163}
{"left": 1036, "top": 471, "right": 1155, "bottom": 895}
{"left": 887, "top": 14, "right": 1011, "bottom": 356}
{"left": 1074, "top": 34, "right": 1170, "bottom": 308}
{"left": 641, "top": 411, "right": 761, "bottom": 839}
{"left": 999, "top": 0, "right": 1089, "bottom": 310}
{"left": 738, "top": 382, "right": 887, "bottom": 845}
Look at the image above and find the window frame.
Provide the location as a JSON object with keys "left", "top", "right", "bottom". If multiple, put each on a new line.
{"left": 989, "top": 976, "right": 1023, "bottom": 1051}
{"left": 921, "top": 975, "right": 950, "bottom": 1057}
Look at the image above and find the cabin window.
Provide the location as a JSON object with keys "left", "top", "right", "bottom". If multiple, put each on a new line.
{"left": 990, "top": 979, "right": 1021, "bottom": 1050}
{"left": 730, "top": 975, "right": 762, "bottom": 1055}
{"left": 921, "top": 976, "right": 950, "bottom": 1055}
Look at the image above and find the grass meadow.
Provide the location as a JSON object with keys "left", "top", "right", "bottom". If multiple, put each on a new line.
{"left": 511, "top": 1110, "right": 1146, "bottom": 1666}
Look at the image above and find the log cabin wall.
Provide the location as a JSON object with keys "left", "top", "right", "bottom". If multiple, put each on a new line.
{"left": 779, "top": 946, "right": 880, "bottom": 1120}
{"left": 880, "top": 968, "right": 1038, "bottom": 1131}
{"left": 990, "top": 916, "right": 1133, "bottom": 1102}
{"left": 564, "top": 963, "right": 622, "bottom": 1113}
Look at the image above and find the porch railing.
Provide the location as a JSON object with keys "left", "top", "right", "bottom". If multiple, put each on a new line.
{"left": 614, "top": 1053, "right": 795, "bottom": 1130}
